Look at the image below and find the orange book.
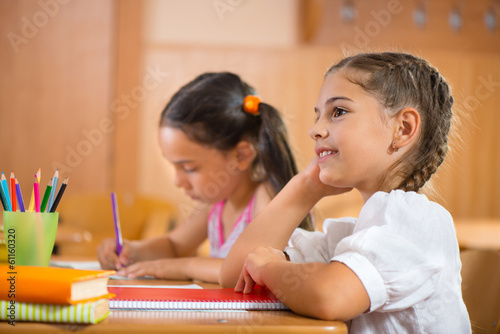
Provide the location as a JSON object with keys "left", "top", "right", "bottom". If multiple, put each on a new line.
{"left": 0, "top": 265, "right": 115, "bottom": 305}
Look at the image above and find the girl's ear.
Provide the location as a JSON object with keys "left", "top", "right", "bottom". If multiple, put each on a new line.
{"left": 393, "top": 107, "right": 421, "bottom": 150}
{"left": 234, "top": 141, "right": 257, "bottom": 171}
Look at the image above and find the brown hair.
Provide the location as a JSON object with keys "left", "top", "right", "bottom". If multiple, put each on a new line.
{"left": 160, "top": 72, "right": 313, "bottom": 230}
{"left": 326, "top": 52, "right": 454, "bottom": 192}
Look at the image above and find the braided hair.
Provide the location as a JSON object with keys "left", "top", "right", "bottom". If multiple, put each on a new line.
{"left": 326, "top": 52, "right": 454, "bottom": 192}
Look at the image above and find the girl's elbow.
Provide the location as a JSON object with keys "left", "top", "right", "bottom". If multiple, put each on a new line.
{"left": 218, "top": 275, "right": 234, "bottom": 288}
{"left": 218, "top": 266, "right": 237, "bottom": 288}
{"left": 302, "top": 288, "right": 353, "bottom": 321}
{"left": 307, "top": 296, "right": 345, "bottom": 321}
{"left": 309, "top": 303, "right": 351, "bottom": 322}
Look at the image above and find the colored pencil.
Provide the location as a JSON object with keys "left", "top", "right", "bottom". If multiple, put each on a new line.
{"left": 111, "top": 192, "right": 123, "bottom": 255}
{"left": 10, "top": 172, "right": 16, "bottom": 212}
{"left": 28, "top": 168, "right": 41, "bottom": 212}
{"left": 15, "top": 178, "right": 25, "bottom": 212}
{"left": 0, "top": 180, "right": 7, "bottom": 210}
{"left": 49, "top": 177, "right": 68, "bottom": 213}
{"left": 47, "top": 169, "right": 59, "bottom": 212}
{"left": 34, "top": 175, "right": 40, "bottom": 213}
{"left": 1, "top": 173, "right": 12, "bottom": 211}
{"left": 40, "top": 179, "right": 52, "bottom": 213}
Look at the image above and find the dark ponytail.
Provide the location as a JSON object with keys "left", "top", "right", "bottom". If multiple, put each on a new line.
{"left": 253, "top": 103, "right": 313, "bottom": 231}
{"left": 160, "top": 72, "right": 313, "bottom": 231}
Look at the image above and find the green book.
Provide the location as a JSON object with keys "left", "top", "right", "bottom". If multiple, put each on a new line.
{"left": 0, "top": 298, "right": 109, "bottom": 325}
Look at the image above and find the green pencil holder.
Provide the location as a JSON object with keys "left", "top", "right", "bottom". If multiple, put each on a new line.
{"left": 2, "top": 211, "right": 58, "bottom": 267}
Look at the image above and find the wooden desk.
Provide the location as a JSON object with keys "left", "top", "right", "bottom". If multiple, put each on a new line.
{"left": 1, "top": 266, "right": 347, "bottom": 333}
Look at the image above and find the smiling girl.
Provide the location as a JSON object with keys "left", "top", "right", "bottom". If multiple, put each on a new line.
{"left": 97, "top": 72, "right": 313, "bottom": 283}
{"left": 221, "top": 53, "right": 470, "bottom": 333}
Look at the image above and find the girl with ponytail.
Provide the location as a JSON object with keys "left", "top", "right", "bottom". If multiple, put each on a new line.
{"left": 97, "top": 72, "right": 312, "bottom": 283}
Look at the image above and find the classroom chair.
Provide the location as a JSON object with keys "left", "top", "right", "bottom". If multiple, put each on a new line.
{"left": 55, "top": 192, "right": 178, "bottom": 258}
{"left": 460, "top": 248, "right": 500, "bottom": 334}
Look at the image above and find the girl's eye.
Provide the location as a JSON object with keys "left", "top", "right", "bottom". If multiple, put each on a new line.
{"left": 181, "top": 165, "right": 197, "bottom": 173}
{"left": 333, "top": 107, "right": 347, "bottom": 118}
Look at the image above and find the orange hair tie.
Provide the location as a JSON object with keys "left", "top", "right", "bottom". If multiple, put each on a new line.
{"left": 243, "top": 95, "right": 261, "bottom": 116}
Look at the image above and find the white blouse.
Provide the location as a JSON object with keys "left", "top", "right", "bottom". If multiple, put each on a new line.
{"left": 285, "top": 190, "right": 471, "bottom": 333}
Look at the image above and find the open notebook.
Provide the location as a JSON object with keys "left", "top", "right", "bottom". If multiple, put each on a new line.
{"left": 108, "top": 286, "right": 289, "bottom": 311}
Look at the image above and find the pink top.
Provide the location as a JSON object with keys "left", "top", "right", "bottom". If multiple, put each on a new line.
{"left": 207, "top": 195, "right": 256, "bottom": 258}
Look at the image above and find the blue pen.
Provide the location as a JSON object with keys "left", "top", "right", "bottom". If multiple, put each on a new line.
{"left": 47, "top": 169, "right": 59, "bottom": 211}
{"left": 1, "top": 172, "right": 12, "bottom": 211}
{"left": 111, "top": 192, "right": 123, "bottom": 256}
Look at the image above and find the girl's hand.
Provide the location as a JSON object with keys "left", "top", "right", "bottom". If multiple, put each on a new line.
{"left": 97, "top": 238, "right": 138, "bottom": 270}
{"left": 117, "top": 257, "right": 223, "bottom": 283}
{"left": 116, "top": 258, "right": 187, "bottom": 280}
{"left": 299, "top": 156, "right": 352, "bottom": 198}
{"left": 235, "top": 246, "right": 287, "bottom": 293}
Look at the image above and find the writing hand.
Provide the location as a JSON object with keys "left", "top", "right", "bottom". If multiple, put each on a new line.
{"left": 116, "top": 258, "right": 187, "bottom": 280}
{"left": 97, "top": 238, "right": 134, "bottom": 270}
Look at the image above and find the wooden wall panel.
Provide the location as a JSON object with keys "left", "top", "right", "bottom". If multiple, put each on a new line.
{"left": 0, "top": 0, "right": 115, "bottom": 197}
{"left": 111, "top": 0, "right": 143, "bottom": 192}
{"left": 301, "top": 0, "right": 500, "bottom": 53}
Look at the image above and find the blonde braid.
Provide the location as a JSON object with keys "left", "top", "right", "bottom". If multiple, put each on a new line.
{"left": 396, "top": 58, "right": 453, "bottom": 192}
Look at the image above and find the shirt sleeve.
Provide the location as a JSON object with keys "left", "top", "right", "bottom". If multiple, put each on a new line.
{"left": 285, "top": 218, "right": 355, "bottom": 263}
{"left": 333, "top": 225, "right": 441, "bottom": 312}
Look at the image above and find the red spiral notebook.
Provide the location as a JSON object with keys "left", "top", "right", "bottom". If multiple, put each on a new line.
{"left": 108, "top": 286, "right": 288, "bottom": 311}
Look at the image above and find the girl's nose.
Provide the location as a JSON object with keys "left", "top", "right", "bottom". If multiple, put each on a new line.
{"left": 173, "top": 172, "right": 189, "bottom": 189}
{"left": 309, "top": 119, "right": 329, "bottom": 140}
